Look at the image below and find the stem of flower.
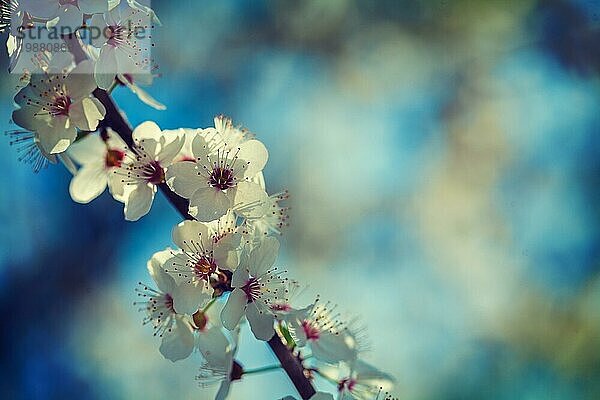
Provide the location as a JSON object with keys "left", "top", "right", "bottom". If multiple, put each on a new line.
{"left": 202, "top": 297, "right": 217, "bottom": 313}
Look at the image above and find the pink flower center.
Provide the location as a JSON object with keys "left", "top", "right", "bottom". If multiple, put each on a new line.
{"left": 146, "top": 161, "right": 165, "bottom": 184}
{"left": 105, "top": 25, "right": 126, "bottom": 47}
{"left": 242, "top": 277, "right": 261, "bottom": 302}
{"left": 338, "top": 378, "right": 357, "bottom": 393}
{"left": 164, "top": 293, "right": 175, "bottom": 313}
{"left": 105, "top": 148, "right": 125, "bottom": 168}
{"left": 270, "top": 303, "right": 292, "bottom": 313}
{"left": 209, "top": 167, "right": 235, "bottom": 191}
{"left": 50, "top": 96, "right": 72, "bottom": 117}
{"left": 193, "top": 256, "right": 216, "bottom": 281}
{"left": 301, "top": 320, "right": 320, "bottom": 341}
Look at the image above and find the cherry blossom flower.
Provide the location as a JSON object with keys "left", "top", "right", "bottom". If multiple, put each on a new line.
{"left": 166, "top": 118, "right": 269, "bottom": 222}
{"left": 241, "top": 190, "right": 290, "bottom": 241}
{"left": 135, "top": 249, "right": 197, "bottom": 362}
{"left": 88, "top": 6, "right": 154, "bottom": 89}
{"left": 336, "top": 361, "right": 395, "bottom": 400}
{"left": 288, "top": 301, "right": 360, "bottom": 365}
{"left": 196, "top": 326, "right": 241, "bottom": 400}
{"left": 160, "top": 217, "right": 241, "bottom": 313}
{"left": 67, "top": 128, "right": 129, "bottom": 203}
{"left": 269, "top": 279, "right": 306, "bottom": 321}
{"left": 12, "top": 60, "right": 106, "bottom": 155}
{"left": 111, "top": 121, "right": 184, "bottom": 221}
{"left": 221, "top": 236, "right": 288, "bottom": 340}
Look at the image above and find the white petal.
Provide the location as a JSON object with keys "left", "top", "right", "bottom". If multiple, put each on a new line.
{"left": 189, "top": 187, "right": 231, "bottom": 222}
{"left": 354, "top": 360, "right": 395, "bottom": 389}
{"left": 233, "top": 181, "right": 268, "bottom": 218}
{"left": 132, "top": 120, "right": 163, "bottom": 142}
{"left": 124, "top": 183, "right": 155, "bottom": 221}
{"left": 311, "top": 332, "right": 356, "bottom": 364}
{"left": 158, "top": 136, "right": 184, "bottom": 165}
{"left": 191, "top": 133, "right": 210, "bottom": 160}
{"left": 159, "top": 319, "right": 194, "bottom": 362}
{"left": 147, "top": 249, "right": 177, "bottom": 293}
{"left": 221, "top": 288, "right": 247, "bottom": 331}
{"left": 95, "top": 46, "right": 117, "bottom": 89}
{"left": 172, "top": 220, "right": 210, "bottom": 250}
{"left": 123, "top": 79, "right": 167, "bottom": 110}
{"left": 197, "top": 326, "right": 230, "bottom": 366}
{"left": 65, "top": 61, "right": 98, "bottom": 99}
{"left": 70, "top": 97, "right": 106, "bottom": 131}
{"left": 214, "top": 245, "right": 239, "bottom": 272}
{"left": 248, "top": 236, "right": 280, "bottom": 277}
{"left": 246, "top": 302, "right": 275, "bottom": 341}
{"left": 172, "top": 282, "right": 211, "bottom": 315}
{"left": 37, "top": 117, "right": 77, "bottom": 154}
{"left": 238, "top": 139, "right": 268, "bottom": 177}
{"left": 69, "top": 164, "right": 107, "bottom": 203}
{"left": 165, "top": 161, "right": 203, "bottom": 198}
{"left": 67, "top": 133, "right": 105, "bottom": 165}
{"left": 231, "top": 267, "right": 249, "bottom": 288}
{"left": 215, "top": 379, "right": 232, "bottom": 400}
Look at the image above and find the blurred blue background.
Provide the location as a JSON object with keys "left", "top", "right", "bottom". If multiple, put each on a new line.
{"left": 2, "top": 0, "right": 600, "bottom": 399}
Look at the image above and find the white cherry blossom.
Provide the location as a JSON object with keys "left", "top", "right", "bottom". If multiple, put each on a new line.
{"left": 68, "top": 128, "right": 128, "bottom": 203}
{"left": 288, "top": 301, "right": 359, "bottom": 365}
{"left": 160, "top": 217, "right": 241, "bottom": 314}
{"left": 12, "top": 60, "right": 106, "bottom": 155}
{"left": 220, "top": 236, "right": 287, "bottom": 340}
{"left": 111, "top": 121, "right": 184, "bottom": 221}
{"left": 135, "top": 249, "right": 196, "bottom": 362}
{"left": 166, "top": 118, "right": 269, "bottom": 222}
{"left": 336, "top": 361, "right": 395, "bottom": 400}
{"left": 196, "top": 326, "right": 241, "bottom": 400}
{"left": 88, "top": 6, "right": 154, "bottom": 89}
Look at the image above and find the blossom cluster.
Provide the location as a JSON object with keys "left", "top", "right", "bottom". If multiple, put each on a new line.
{"left": 5, "top": 0, "right": 162, "bottom": 171}
{"left": 3, "top": 2, "right": 396, "bottom": 399}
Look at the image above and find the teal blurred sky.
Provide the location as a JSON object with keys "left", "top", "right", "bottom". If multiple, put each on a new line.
{"left": 1, "top": 1, "right": 600, "bottom": 399}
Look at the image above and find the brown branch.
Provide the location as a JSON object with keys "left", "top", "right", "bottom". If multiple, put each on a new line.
{"left": 92, "top": 89, "right": 316, "bottom": 399}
